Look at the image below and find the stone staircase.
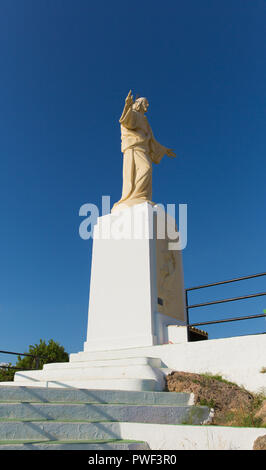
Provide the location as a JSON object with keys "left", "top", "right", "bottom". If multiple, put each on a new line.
{"left": 0, "top": 385, "right": 212, "bottom": 450}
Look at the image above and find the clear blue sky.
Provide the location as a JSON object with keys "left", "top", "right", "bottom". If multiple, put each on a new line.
{"left": 0, "top": 0, "right": 265, "bottom": 361}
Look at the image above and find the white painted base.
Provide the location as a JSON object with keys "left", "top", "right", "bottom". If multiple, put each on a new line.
{"left": 84, "top": 203, "right": 186, "bottom": 352}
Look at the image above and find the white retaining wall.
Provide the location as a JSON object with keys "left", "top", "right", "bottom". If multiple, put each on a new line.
{"left": 118, "top": 422, "right": 266, "bottom": 450}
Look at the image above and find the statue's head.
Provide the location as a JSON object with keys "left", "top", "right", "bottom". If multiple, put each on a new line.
{"left": 133, "top": 97, "right": 149, "bottom": 114}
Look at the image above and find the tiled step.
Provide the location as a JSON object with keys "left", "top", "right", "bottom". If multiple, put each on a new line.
{"left": 0, "top": 439, "right": 150, "bottom": 450}
{"left": 0, "top": 402, "right": 209, "bottom": 425}
{"left": 0, "top": 407, "right": 211, "bottom": 442}
{"left": 0, "top": 386, "right": 194, "bottom": 406}
{"left": 0, "top": 421, "right": 130, "bottom": 441}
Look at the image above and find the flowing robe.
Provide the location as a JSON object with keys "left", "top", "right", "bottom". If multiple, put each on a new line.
{"left": 112, "top": 107, "right": 168, "bottom": 212}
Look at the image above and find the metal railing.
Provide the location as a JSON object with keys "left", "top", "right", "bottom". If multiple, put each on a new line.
{"left": 185, "top": 272, "right": 266, "bottom": 337}
{"left": 0, "top": 350, "right": 48, "bottom": 371}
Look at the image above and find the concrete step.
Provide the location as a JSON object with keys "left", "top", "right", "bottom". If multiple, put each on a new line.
{"left": 0, "top": 402, "right": 208, "bottom": 424}
{"left": 43, "top": 357, "right": 162, "bottom": 370}
{"left": 10, "top": 378, "right": 161, "bottom": 392}
{"left": 0, "top": 385, "right": 194, "bottom": 406}
{"left": 0, "top": 439, "right": 150, "bottom": 450}
{"left": 14, "top": 364, "right": 163, "bottom": 381}
{"left": 71, "top": 350, "right": 158, "bottom": 363}
{"left": 12, "top": 360, "right": 166, "bottom": 391}
{"left": 0, "top": 406, "right": 211, "bottom": 441}
{"left": 0, "top": 420, "right": 123, "bottom": 441}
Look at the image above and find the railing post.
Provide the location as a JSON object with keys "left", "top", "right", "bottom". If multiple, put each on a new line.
{"left": 185, "top": 289, "right": 190, "bottom": 342}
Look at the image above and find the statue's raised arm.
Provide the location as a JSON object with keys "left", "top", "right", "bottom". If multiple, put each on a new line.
{"left": 112, "top": 91, "right": 176, "bottom": 212}
{"left": 119, "top": 90, "right": 133, "bottom": 119}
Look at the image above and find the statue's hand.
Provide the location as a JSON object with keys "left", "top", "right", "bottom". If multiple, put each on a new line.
{"left": 166, "top": 148, "right": 176, "bottom": 158}
{"left": 125, "top": 90, "right": 134, "bottom": 107}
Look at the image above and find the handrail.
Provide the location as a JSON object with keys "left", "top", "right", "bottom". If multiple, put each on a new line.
{"left": 0, "top": 350, "right": 48, "bottom": 370}
{"left": 187, "top": 292, "right": 266, "bottom": 309}
{"left": 0, "top": 350, "right": 47, "bottom": 359}
{"left": 0, "top": 365, "right": 33, "bottom": 371}
{"left": 185, "top": 272, "right": 266, "bottom": 338}
{"left": 186, "top": 272, "right": 266, "bottom": 291}
{"left": 189, "top": 313, "right": 266, "bottom": 328}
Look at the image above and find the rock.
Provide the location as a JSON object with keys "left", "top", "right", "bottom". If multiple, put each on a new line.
{"left": 255, "top": 402, "right": 266, "bottom": 426}
{"left": 253, "top": 435, "right": 266, "bottom": 450}
{"left": 165, "top": 371, "right": 254, "bottom": 426}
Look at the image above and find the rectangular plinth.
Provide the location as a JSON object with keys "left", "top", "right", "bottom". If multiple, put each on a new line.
{"left": 84, "top": 203, "right": 186, "bottom": 352}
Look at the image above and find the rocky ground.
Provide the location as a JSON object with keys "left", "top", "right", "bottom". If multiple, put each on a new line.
{"left": 165, "top": 371, "right": 266, "bottom": 429}
{"left": 253, "top": 434, "right": 266, "bottom": 450}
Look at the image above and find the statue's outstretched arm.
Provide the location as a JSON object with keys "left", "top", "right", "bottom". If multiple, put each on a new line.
{"left": 150, "top": 129, "right": 176, "bottom": 163}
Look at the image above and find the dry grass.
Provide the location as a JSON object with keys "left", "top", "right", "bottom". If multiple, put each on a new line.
{"left": 166, "top": 371, "right": 266, "bottom": 427}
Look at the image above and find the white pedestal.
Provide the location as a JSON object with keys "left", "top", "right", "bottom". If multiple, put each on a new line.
{"left": 84, "top": 203, "right": 187, "bottom": 352}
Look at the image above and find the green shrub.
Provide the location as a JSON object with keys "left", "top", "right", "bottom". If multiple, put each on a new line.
{"left": 0, "top": 364, "right": 15, "bottom": 382}
{"left": 16, "top": 339, "right": 69, "bottom": 371}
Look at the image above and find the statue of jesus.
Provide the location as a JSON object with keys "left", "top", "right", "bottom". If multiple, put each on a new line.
{"left": 112, "top": 90, "right": 176, "bottom": 212}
